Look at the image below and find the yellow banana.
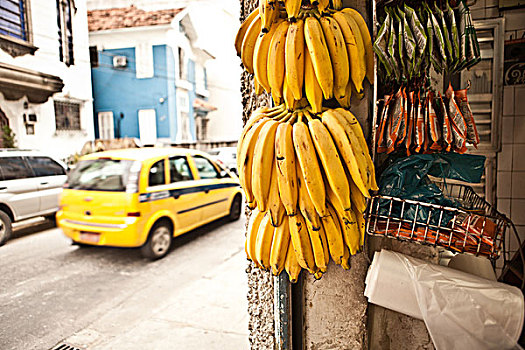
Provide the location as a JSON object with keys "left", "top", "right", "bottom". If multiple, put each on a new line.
{"left": 350, "top": 179, "right": 367, "bottom": 213}
{"left": 292, "top": 116, "right": 327, "bottom": 217}
{"left": 342, "top": 12, "right": 366, "bottom": 93}
{"left": 238, "top": 118, "right": 271, "bottom": 208}
{"left": 333, "top": 203, "right": 360, "bottom": 255}
{"left": 318, "top": 221, "right": 330, "bottom": 269}
{"left": 332, "top": 0, "right": 343, "bottom": 10}
{"left": 285, "top": 19, "right": 305, "bottom": 101}
{"left": 324, "top": 109, "right": 370, "bottom": 197}
{"left": 275, "top": 119, "right": 298, "bottom": 216}
{"left": 304, "top": 16, "right": 333, "bottom": 100}
{"left": 341, "top": 243, "right": 351, "bottom": 269}
{"left": 234, "top": 8, "right": 260, "bottom": 56}
{"left": 254, "top": 22, "right": 281, "bottom": 93}
{"left": 322, "top": 204, "right": 345, "bottom": 265}
{"left": 270, "top": 215, "right": 291, "bottom": 275}
{"left": 268, "top": 161, "right": 286, "bottom": 227}
{"left": 289, "top": 213, "right": 316, "bottom": 273}
{"left": 284, "top": 240, "right": 302, "bottom": 283}
{"left": 306, "top": 110, "right": 351, "bottom": 211}
{"left": 285, "top": 0, "right": 301, "bottom": 20}
{"left": 332, "top": 11, "right": 364, "bottom": 94}
{"left": 252, "top": 119, "right": 280, "bottom": 211}
{"left": 304, "top": 212, "right": 327, "bottom": 273}
{"left": 254, "top": 78, "right": 264, "bottom": 95}
{"left": 336, "top": 81, "right": 352, "bottom": 108}
{"left": 240, "top": 14, "right": 262, "bottom": 74}
{"left": 343, "top": 8, "right": 374, "bottom": 84}
{"left": 282, "top": 77, "right": 298, "bottom": 110}
{"left": 304, "top": 49, "right": 323, "bottom": 114}
{"left": 354, "top": 205, "right": 366, "bottom": 248}
{"left": 255, "top": 212, "right": 275, "bottom": 269}
{"left": 268, "top": 20, "right": 290, "bottom": 105}
{"left": 319, "top": 16, "right": 349, "bottom": 99}
{"left": 246, "top": 208, "right": 266, "bottom": 267}
{"left": 335, "top": 108, "right": 378, "bottom": 190}
{"left": 316, "top": 0, "right": 329, "bottom": 13}
{"left": 296, "top": 161, "right": 322, "bottom": 230}
{"left": 260, "top": 0, "right": 280, "bottom": 33}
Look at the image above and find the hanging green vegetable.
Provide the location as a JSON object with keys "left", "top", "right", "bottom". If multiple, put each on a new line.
{"left": 434, "top": 1, "right": 454, "bottom": 67}
{"left": 445, "top": 0, "right": 460, "bottom": 71}
{"left": 373, "top": 13, "right": 394, "bottom": 77}
{"left": 405, "top": 4, "right": 427, "bottom": 75}
{"left": 456, "top": 0, "right": 468, "bottom": 70}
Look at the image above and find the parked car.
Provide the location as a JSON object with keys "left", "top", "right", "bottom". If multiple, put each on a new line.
{"left": 207, "top": 147, "right": 238, "bottom": 175}
{"left": 0, "top": 149, "right": 68, "bottom": 246}
{"left": 57, "top": 147, "right": 243, "bottom": 260}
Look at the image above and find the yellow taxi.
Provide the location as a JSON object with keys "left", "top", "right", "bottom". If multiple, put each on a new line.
{"left": 57, "top": 147, "right": 242, "bottom": 259}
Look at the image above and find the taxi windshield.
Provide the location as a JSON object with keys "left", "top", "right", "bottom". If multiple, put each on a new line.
{"left": 67, "top": 158, "right": 134, "bottom": 191}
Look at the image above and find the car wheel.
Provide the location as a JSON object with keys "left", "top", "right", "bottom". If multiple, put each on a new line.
{"left": 140, "top": 220, "right": 173, "bottom": 260}
{"left": 0, "top": 210, "right": 12, "bottom": 246}
{"left": 228, "top": 195, "right": 242, "bottom": 222}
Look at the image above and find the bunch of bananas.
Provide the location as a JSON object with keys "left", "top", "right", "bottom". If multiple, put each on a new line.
{"left": 234, "top": 4, "right": 374, "bottom": 111}
{"left": 238, "top": 104, "right": 378, "bottom": 282}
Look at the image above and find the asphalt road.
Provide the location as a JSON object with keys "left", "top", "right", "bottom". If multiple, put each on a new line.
{"left": 0, "top": 214, "right": 249, "bottom": 350}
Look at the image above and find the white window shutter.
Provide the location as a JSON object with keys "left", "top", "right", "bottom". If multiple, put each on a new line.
{"left": 136, "top": 43, "right": 154, "bottom": 79}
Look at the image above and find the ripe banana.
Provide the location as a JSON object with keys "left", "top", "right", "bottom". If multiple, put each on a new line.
{"left": 255, "top": 212, "right": 275, "bottom": 268}
{"left": 316, "top": 0, "right": 330, "bottom": 13}
{"left": 306, "top": 110, "right": 351, "bottom": 211}
{"left": 342, "top": 8, "right": 374, "bottom": 84}
{"left": 275, "top": 120, "right": 298, "bottom": 216}
{"left": 254, "top": 78, "right": 264, "bottom": 95}
{"left": 254, "top": 22, "right": 281, "bottom": 93}
{"left": 332, "top": 11, "right": 364, "bottom": 94}
{"left": 304, "top": 16, "right": 334, "bottom": 100}
{"left": 252, "top": 119, "right": 280, "bottom": 211}
{"left": 336, "top": 108, "right": 378, "bottom": 190}
{"left": 335, "top": 81, "right": 352, "bottom": 108}
{"left": 304, "top": 49, "right": 323, "bottom": 114}
{"left": 296, "top": 161, "right": 322, "bottom": 230}
{"left": 260, "top": 0, "right": 279, "bottom": 33}
{"left": 293, "top": 116, "right": 327, "bottom": 217}
{"left": 341, "top": 243, "right": 351, "bottom": 269}
{"left": 268, "top": 161, "right": 286, "bottom": 227}
{"left": 333, "top": 202, "right": 360, "bottom": 255}
{"left": 268, "top": 20, "right": 290, "bottom": 105}
{"left": 304, "top": 213, "right": 327, "bottom": 272}
{"left": 354, "top": 205, "right": 366, "bottom": 247}
{"left": 322, "top": 204, "right": 345, "bottom": 265}
{"left": 285, "top": 0, "right": 301, "bottom": 20}
{"left": 332, "top": 0, "right": 343, "bottom": 10}
{"left": 285, "top": 19, "right": 305, "bottom": 101}
{"left": 246, "top": 208, "right": 266, "bottom": 267}
{"left": 240, "top": 14, "right": 262, "bottom": 74}
{"left": 235, "top": 9, "right": 259, "bottom": 56}
{"left": 343, "top": 12, "right": 366, "bottom": 90}
{"left": 350, "top": 179, "right": 367, "bottom": 213}
{"left": 320, "top": 109, "right": 368, "bottom": 199}
{"left": 318, "top": 221, "right": 330, "bottom": 269}
{"left": 282, "top": 77, "right": 298, "bottom": 110}
{"left": 289, "top": 213, "right": 316, "bottom": 273}
{"left": 238, "top": 118, "right": 272, "bottom": 208}
{"left": 284, "top": 239, "right": 302, "bottom": 283}
{"left": 270, "top": 215, "right": 291, "bottom": 275}
{"left": 319, "top": 16, "right": 349, "bottom": 99}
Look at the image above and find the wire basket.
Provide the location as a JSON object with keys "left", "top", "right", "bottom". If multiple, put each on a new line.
{"left": 365, "top": 183, "right": 508, "bottom": 260}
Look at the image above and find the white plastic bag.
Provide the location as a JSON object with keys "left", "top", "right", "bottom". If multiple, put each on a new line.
{"left": 365, "top": 249, "right": 524, "bottom": 349}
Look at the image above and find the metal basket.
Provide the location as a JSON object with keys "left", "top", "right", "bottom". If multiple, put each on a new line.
{"left": 365, "top": 183, "right": 508, "bottom": 260}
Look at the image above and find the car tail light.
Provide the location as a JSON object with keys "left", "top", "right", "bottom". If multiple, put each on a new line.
{"left": 126, "top": 161, "right": 142, "bottom": 193}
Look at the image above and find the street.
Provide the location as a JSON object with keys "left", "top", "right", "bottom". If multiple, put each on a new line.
{"left": 0, "top": 214, "right": 249, "bottom": 350}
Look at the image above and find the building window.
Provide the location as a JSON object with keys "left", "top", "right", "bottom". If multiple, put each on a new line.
{"left": 56, "top": 0, "right": 74, "bottom": 66}
{"left": 0, "top": 0, "right": 27, "bottom": 40}
{"left": 54, "top": 101, "right": 80, "bottom": 131}
{"left": 89, "top": 46, "right": 98, "bottom": 67}
{"left": 178, "top": 47, "right": 187, "bottom": 80}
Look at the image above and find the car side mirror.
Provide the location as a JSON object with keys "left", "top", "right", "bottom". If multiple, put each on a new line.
{"left": 219, "top": 170, "right": 229, "bottom": 178}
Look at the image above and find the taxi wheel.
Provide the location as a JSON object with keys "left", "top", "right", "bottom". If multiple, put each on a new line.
{"left": 0, "top": 210, "right": 12, "bottom": 246}
{"left": 228, "top": 195, "right": 242, "bottom": 222}
{"left": 141, "top": 220, "right": 173, "bottom": 260}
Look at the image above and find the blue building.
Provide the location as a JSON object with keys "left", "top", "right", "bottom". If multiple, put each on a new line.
{"left": 88, "top": 5, "right": 216, "bottom": 146}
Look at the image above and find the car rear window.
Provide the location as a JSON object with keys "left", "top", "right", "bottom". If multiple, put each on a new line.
{"left": 67, "top": 158, "right": 134, "bottom": 191}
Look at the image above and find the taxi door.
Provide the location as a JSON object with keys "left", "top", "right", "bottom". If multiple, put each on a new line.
{"left": 188, "top": 155, "right": 232, "bottom": 222}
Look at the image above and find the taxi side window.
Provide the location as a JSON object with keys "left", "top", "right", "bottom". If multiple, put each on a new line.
{"left": 149, "top": 159, "right": 165, "bottom": 186}
{"left": 192, "top": 156, "right": 220, "bottom": 179}
{"left": 169, "top": 156, "right": 193, "bottom": 183}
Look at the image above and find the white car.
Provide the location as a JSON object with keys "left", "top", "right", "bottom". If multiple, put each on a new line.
{"left": 0, "top": 149, "right": 67, "bottom": 245}
{"left": 207, "top": 147, "right": 237, "bottom": 175}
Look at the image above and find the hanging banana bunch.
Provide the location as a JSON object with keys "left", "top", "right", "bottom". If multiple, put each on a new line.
{"left": 235, "top": 2, "right": 377, "bottom": 283}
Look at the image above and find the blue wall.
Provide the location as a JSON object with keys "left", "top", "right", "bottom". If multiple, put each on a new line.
{"left": 91, "top": 45, "right": 175, "bottom": 141}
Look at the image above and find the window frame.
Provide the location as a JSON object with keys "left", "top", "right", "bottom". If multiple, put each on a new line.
{"left": 148, "top": 159, "right": 166, "bottom": 187}
{"left": 26, "top": 156, "right": 66, "bottom": 177}
{"left": 0, "top": 156, "right": 35, "bottom": 180}
{"left": 56, "top": 0, "right": 74, "bottom": 66}
{"left": 0, "top": 0, "right": 36, "bottom": 57}
{"left": 191, "top": 155, "right": 221, "bottom": 180}
{"left": 54, "top": 100, "right": 81, "bottom": 131}
{"left": 168, "top": 156, "right": 194, "bottom": 183}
